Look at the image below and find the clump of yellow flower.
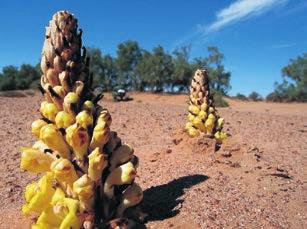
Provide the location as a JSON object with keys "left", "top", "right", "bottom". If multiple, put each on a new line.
{"left": 185, "top": 69, "right": 228, "bottom": 143}
{"left": 20, "top": 11, "right": 144, "bottom": 228}
{"left": 32, "top": 188, "right": 82, "bottom": 229}
{"left": 22, "top": 170, "right": 82, "bottom": 229}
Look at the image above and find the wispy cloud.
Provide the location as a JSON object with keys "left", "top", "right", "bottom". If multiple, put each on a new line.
{"left": 200, "top": 0, "right": 287, "bottom": 33}
{"left": 172, "top": 0, "right": 289, "bottom": 50}
{"left": 271, "top": 43, "right": 296, "bottom": 49}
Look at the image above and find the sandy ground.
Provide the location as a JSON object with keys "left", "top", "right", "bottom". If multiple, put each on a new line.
{"left": 0, "top": 92, "right": 306, "bottom": 229}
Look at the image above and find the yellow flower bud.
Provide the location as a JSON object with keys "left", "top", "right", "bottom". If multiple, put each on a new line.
{"left": 187, "top": 126, "right": 200, "bottom": 137}
{"left": 90, "top": 121, "right": 110, "bottom": 150}
{"left": 51, "top": 188, "right": 66, "bottom": 205}
{"left": 35, "top": 188, "right": 81, "bottom": 229}
{"left": 214, "top": 131, "right": 228, "bottom": 143}
{"left": 208, "top": 106, "right": 215, "bottom": 113}
{"left": 185, "top": 122, "right": 193, "bottom": 130}
{"left": 193, "top": 116, "right": 206, "bottom": 132}
{"left": 76, "top": 110, "right": 93, "bottom": 129}
{"left": 40, "top": 101, "right": 59, "bottom": 122}
{"left": 73, "top": 175, "right": 94, "bottom": 199}
{"left": 188, "top": 104, "right": 200, "bottom": 115}
{"left": 82, "top": 100, "right": 94, "bottom": 113}
{"left": 66, "top": 123, "right": 89, "bottom": 160}
{"left": 40, "top": 124, "right": 71, "bottom": 159}
{"left": 198, "top": 110, "right": 207, "bottom": 120}
{"left": 73, "top": 175, "right": 94, "bottom": 212}
{"left": 22, "top": 172, "right": 55, "bottom": 215}
{"left": 104, "top": 162, "right": 136, "bottom": 199}
{"left": 51, "top": 159, "right": 78, "bottom": 185}
{"left": 24, "top": 182, "right": 37, "bottom": 203}
{"left": 96, "top": 108, "right": 112, "bottom": 127}
{"left": 36, "top": 203, "right": 66, "bottom": 228}
{"left": 204, "top": 114, "right": 216, "bottom": 135}
{"left": 59, "top": 198, "right": 82, "bottom": 229}
{"left": 217, "top": 117, "right": 224, "bottom": 129}
{"left": 63, "top": 92, "right": 79, "bottom": 115}
{"left": 187, "top": 113, "right": 195, "bottom": 122}
{"left": 201, "top": 102, "right": 208, "bottom": 111}
{"left": 31, "top": 119, "right": 48, "bottom": 138}
{"left": 208, "top": 113, "right": 215, "bottom": 119}
{"left": 32, "top": 140, "right": 50, "bottom": 153}
{"left": 64, "top": 92, "right": 78, "bottom": 103}
{"left": 20, "top": 147, "right": 54, "bottom": 173}
{"left": 55, "top": 111, "right": 75, "bottom": 129}
{"left": 88, "top": 147, "right": 107, "bottom": 182}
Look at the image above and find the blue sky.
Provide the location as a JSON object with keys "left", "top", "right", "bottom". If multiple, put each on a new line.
{"left": 0, "top": 0, "right": 306, "bottom": 96}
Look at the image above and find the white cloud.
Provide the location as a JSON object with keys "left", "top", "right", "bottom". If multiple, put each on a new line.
{"left": 172, "top": 0, "right": 289, "bottom": 49}
{"left": 202, "top": 0, "right": 287, "bottom": 33}
{"left": 271, "top": 43, "right": 296, "bottom": 49}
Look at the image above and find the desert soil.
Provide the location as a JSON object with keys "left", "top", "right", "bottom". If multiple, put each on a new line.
{"left": 0, "top": 92, "right": 306, "bottom": 229}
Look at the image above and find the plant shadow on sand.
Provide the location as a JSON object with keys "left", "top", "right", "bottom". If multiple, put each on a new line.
{"left": 142, "top": 174, "right": 209, "bottom": 222}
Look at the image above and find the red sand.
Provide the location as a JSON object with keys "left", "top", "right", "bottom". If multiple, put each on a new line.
{"left": 0, "top": 92, "right": 306, "bottom": 228}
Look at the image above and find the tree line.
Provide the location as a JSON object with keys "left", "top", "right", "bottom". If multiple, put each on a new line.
{"left": 0, "top": 64, "right": 41, "bottom": 91}
{"left": 87, "top": 42, "right": 231, "bottom": 95}
{"left": 0, "top": 41, "right": 231, "bottom": 97}
{"left": 0, "top": 40, "right": 306, "bottom": 102}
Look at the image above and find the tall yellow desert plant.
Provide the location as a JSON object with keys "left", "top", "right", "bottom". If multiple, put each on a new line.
{"left": 185, "top": 69, "right": 227, "bottom": 143}
{"left": 20, "top": 11, "right": 143, "bottom": 228}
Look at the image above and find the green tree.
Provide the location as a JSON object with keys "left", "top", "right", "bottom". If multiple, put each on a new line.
{"left": 0, "top": 66, "right": 18, "bottom": 90}
{"left": 16, "top": 64, "right": 40, "bottom": 89}
{"left": 171, "top": 45, "right": 193, "bottom": 92}
{"left": 0, "top": 43, "right": 233, "bottom": 95}
{"left": 100, "top": 54, "right": 118, "bottom": 91}
{"left": 86, "top": 47, "right": 104, "bottom": 88}
{"left": 29, "top": 62, "right": 43, "bottom": 89}
{"left": 134, "top": 50, "right": 152, "bottom": 90}
{"left": 35, "top": 62, "right": 42, "bottom": 76}
{"left": 248, "top": 91, "right": 263, "bottom": 101}
{"left": 136, "top": 46, "right": 174, "bottom": 92}
{"left": 191, "top": 57, "right": 207, "bottom": 72}
{"left": 235, "top": 93, "right": 248, "bottom": 100}
{"left": 116, "top": 41, "right": 142, "bottom": 90}
{"left": 205, "top": 46, "right": 231, "bottom": 95}
{"left": 86, "top": 47, "right": 118, "bottom": 91}
{"left": 0, "top": 64, "right": 41, "bottom": 91}
{"left": 272, "top": 53, "right": 307, "bottom": 102}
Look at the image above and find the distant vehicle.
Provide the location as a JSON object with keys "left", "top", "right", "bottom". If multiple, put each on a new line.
{"left": 112, "top": 88, "right": 127, "bottom": 101}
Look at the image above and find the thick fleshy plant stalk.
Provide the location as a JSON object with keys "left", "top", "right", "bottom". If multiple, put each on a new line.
{"left": 185, "top": 69, "right": 227, "bottom": 143}
{"left": 21, "top": 11, "right": 143, "bottom": 228}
